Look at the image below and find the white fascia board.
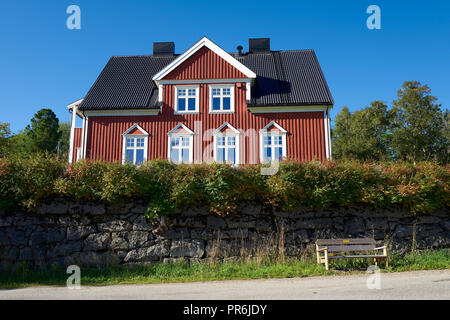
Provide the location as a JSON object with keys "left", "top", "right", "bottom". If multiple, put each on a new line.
{"left": 248, "top": 105, "right": 328, "bottom": 113}
{"left": 67, "top": 98, "right": 83, "bottom": 110}
{"left": 152, "top": 37, "right": 257, "bottom": 81}
{"left": 158, "top": 78, "right": 251, "bottom": 85}
{"left": 83, "top": 109, "right": 160, "bottom": 116}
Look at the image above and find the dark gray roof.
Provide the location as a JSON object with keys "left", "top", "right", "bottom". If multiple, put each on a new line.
{"left": 78, "top": 50, "right": 333, "bottom": 111}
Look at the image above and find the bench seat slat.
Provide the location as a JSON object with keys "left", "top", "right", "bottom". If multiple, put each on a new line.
{"left": 328, "top": 254, "right": 387, "bottom": 259}
{"left": 316, "top": 238, "right": 375, "bottom": 246}
{"left": 318, "top": 245, "right": 376, "bottom": 252}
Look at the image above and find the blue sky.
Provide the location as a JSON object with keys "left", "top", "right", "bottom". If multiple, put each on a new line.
{"left": 1, "top": 0, "right": 449, "bottom": 133}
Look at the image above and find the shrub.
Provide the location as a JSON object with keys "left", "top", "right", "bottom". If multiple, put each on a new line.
{"left": 0, "top": 156, "right": 448, "bottom": 215}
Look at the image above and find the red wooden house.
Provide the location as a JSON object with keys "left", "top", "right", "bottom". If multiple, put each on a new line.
{"left": 68, "top": 37, "right": 333, "bottom": 165}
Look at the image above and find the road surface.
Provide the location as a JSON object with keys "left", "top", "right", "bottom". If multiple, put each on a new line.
{"left": 1, "top": 270, "right": 449, "bottom": 300}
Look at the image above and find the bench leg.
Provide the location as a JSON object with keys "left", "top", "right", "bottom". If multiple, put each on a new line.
{"left": 316, "top": 245, "right": 320, "bottom": 264}
{"left": 324, "top": 250, "right": 329, "bottom": 270}
{"left": 373, "top": 258, "right": 378, "bottom": 266}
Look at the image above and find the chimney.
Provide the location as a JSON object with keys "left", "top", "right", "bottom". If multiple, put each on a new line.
{"left": 249, "top": 38, "right": 270, "bottom": 53}
{"left": 237, "top": 45, "right": 243, "bottom": 56}
{"left": 153, "top": 42, "right": 175, "bottom": 56}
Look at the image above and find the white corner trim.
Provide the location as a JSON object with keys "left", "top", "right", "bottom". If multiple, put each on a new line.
{"left": 324, "top": 111, "right": 330, "bottom": 160}
{"left": 152, "top": 37, "right": 257, "bottom": 80}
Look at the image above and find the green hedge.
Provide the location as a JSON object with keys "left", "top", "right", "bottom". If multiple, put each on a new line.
{"left": 0, "top": 154, "right": 448, "bottom": 216}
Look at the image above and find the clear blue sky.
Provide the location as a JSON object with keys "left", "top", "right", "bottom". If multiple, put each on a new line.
{"left": 1, "top": 0, "right": 449, "bottom": 133}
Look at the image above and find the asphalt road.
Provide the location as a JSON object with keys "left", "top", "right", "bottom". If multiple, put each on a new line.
{"left": 1, "top": 270, "right": 449, "bottom": 300}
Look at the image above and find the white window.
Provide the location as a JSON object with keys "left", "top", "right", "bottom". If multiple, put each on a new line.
{"left": 209, "top": 84, "right": 234, "bottom": 113}
{"left": 167, "top": 123, "right": 194, "bottom": 164}
{"left": 175, "top": 86, "right": 199, "bottom": 114}
{"left": 214, "top": 122, "right": 240, "bottom": 165}
{"left": 122, "top": 124, "right": 149, "bottom": 165}
{"left": 259, "top": 121, "right": 287, "bottom": 163}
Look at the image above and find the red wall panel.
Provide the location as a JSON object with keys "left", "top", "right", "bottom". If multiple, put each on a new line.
{"left": 71, "top": 128, "right": 82, "bottom": 163}
{"left": 85, "top": 83, "right": 326, "bottom": 163}
{"left": 163, "top": 46, "right": 247, "bottom": 80}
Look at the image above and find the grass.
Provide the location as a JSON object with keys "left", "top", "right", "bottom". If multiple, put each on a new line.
{"left": 0, "top": 249, "right": 448, "bottom": 289}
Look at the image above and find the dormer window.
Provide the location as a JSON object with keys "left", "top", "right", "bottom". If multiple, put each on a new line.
{"left": 209, "top": 84, "right": 234, "bottom": 113}
{"left": 175, "top": 86, "right": 199, "bottom": 114}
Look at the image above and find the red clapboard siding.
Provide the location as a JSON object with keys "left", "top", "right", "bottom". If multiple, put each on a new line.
{"left": 71, "top": 127, "right": 82, "bottom": 163}
{"left": 85, "top": 83, "right": 326, "bottom": 163}
{"left": 163, "top": 46, "right": 247, "bottom": 80}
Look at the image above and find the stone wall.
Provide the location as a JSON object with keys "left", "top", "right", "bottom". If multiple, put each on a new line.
{"left": 0, "top": 199, "right": 448, "bottom": 270}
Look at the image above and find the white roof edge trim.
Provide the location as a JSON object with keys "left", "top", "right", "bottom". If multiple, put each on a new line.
{"left": 167, "top": 123, "right": 195, "bottom": 135}
{"left": 152, "top": 37, "right": 257, "bottom": 81}
{"left": 214, "top": 122, "right": 240, "bottom": 135}
{"left": 122, "top": 123, "right": 149, "bottom": 136}
{"left": 260, "top": 121, "right": 287, "bottom": 133}
{"left": 67, "top": 98, "right": 84, "bottom": 109}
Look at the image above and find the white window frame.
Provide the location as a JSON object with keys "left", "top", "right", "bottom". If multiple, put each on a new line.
{"left": 174, "top": 85, "right": 200, "bottom": 114}
{"left": 122, "top": 124, "right": 149, "bottom": 165}
{"left": 259, "top": 121, "right": 287, "bottom": 163}
{"left": 213, "top": 122, "right": 240, "bottom": 165}
{"left": 167, "top": 123, "right": 194, "bottom": 164}
{"left": 209, "top": 84, "right": 235, "bottom": 114}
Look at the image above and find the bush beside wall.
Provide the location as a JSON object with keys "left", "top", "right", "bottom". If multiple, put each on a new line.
{"left": 0, "top": 155, "right": 449, "bottom": 216}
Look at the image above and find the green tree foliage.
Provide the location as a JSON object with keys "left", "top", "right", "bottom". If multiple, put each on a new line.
{"left": 332, "top": 101, "right": 393, "bottom": 161}
{"left": 57, "top": 122, "right": 71, "bottom": 159}
{"left": 391, "top": 81, "right": 449, "bottom": 163}
{"left": 332, "top": 82, "right": 449, "bottom": 164}
{"left": 0, "top": 123, "right": 11, "bottom": 157}
{"left": 26, "top": 108, "right": 61, "bottom": 153}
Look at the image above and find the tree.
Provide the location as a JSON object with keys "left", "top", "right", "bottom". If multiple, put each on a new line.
{"left": 0, "top": 122, "right": 11, "bottom": 157}
{"left": 391, "top": 81, "right": 449, "bottom": 163}
{"left": 58, "top": 122, "right": 71, "bottom": 159}
{"left": 332, "top": 102, "right": 392, "bottom": 161}
{"left": 26, "top": 108, "right": 61, "bottom": 153}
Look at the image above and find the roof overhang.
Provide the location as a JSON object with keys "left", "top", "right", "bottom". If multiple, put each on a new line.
{"left": 82, "top": 108, "right": 160, "bottom": 117}
{"left": 152, "top": 37, "right": 257, "bottom": 81}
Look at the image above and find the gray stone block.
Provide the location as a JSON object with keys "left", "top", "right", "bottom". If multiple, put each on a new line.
{"left": 170, "top": 239, "right": 204, "bottom": 258}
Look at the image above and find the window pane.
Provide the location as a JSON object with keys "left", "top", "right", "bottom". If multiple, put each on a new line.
{"left": 227, "top": 136, "right": 235, "bottom": 146}
{"left": 178, "top": 98, "right": 186, "bottom": 111}
{"left": 264, "top": 147, "right": 271, "bottom": 162}
{"left": 212, "top": 88, "right": 219, "bottom": 95}
{"left": 275, "top": 147, "right": 283, "bottom": 161}
{"left": 188, "top": 98, "right": 196, "bottom": 111}
{"left": 171, "top": 148, "right": 179, "bottom": 163}
{"left": 217, "top": 147, "right": 225, "bottom": 163}
{"left": 171, "top": 137, "right": 179, "bottom": 146}
{"left": 227, "top": 148, "right": 235, "bottom": 164}
{"left": 188, "top": 89, "right": 196, "bottom": 96}
{"left": 136, "top": 149, "right": 144, "bottom": 165}
{"left": 217, "top": 136, "right": 225, "bottom": 146}
{"left": 264, "top": 136, "right": 271, "bottom": 146}
{"left": 223, "top": 97, "right": 231, "bottom": 110}
{"left": 126, "top": 138, "right": 134, "bottom": 147}
{"left": 223, "top": 88, "right": 231, "bottom": 95}
{"left": 212, "top": 97, "right": 221, "bottom": 110}
{"left": 182, "top": 137, "right": 190, "bottom": 146}
{"left": 181, "top": 148, "right": 190, "bottom": 163}
{"left": 125, "top": 149, "right": 134, "bottom": 164}
{"left": 178, "top": 89, "right": 186, "bottom": 97}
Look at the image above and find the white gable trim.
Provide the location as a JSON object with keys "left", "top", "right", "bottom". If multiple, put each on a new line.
{"left": 152, "top": 37, "right": 257, "bottom": 81}
{"left": 122, "top": 123, "right": 149, "bottom": 136}
{"left": 214, "top": 122, "right": 240, "bottom": 135}
{"left": 167, "top": 123, "right": 195, "bottom": 135}
{"left": 260, "top": 121, "right": 288, "bottom": 133}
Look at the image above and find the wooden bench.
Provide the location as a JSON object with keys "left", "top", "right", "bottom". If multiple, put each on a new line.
{"left": 316, "top": 238, "right": 388, "bottom": 270}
